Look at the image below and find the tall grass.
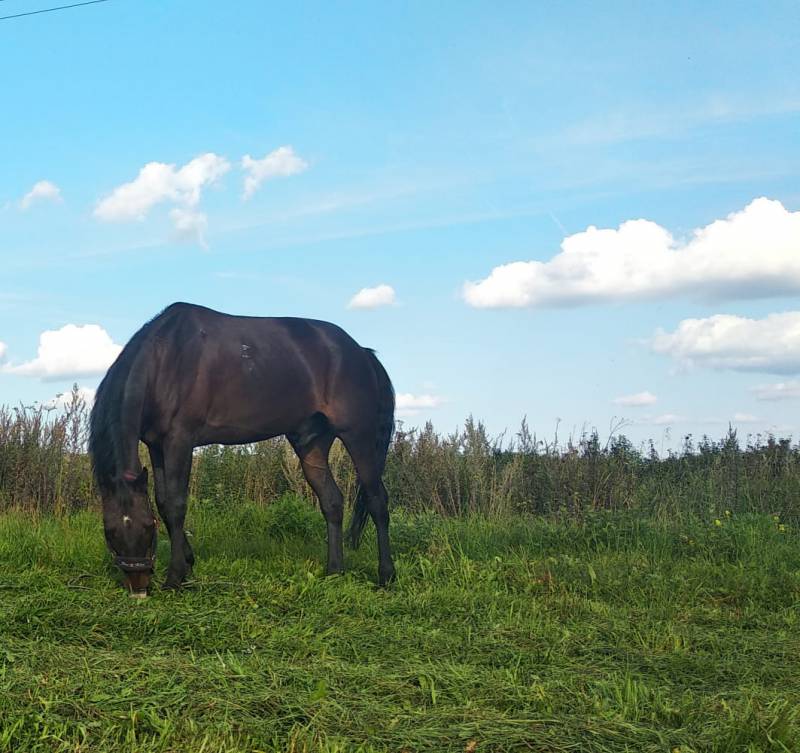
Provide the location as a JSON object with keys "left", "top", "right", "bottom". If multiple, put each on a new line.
{"left": 0, "top": 387, "right": 92, "bottom": 514}
{"left": 2, "top": 386, "right": 800, "bottom": 520}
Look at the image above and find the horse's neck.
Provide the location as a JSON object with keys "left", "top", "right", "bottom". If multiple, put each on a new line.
{"left": 116, "top": 347, "right": 152, "bottom": 473}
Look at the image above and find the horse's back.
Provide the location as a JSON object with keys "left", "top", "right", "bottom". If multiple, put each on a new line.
{"left": 147, "top": 304, "right": 378, "bottom": 444}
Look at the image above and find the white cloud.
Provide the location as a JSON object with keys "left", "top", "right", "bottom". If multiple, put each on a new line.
{"left": 651, "top": 312, "right": 800, "bottom": 374}
{"left": 652, "top": 413, "right": 684, "bottom": 426}
{"left": 94, "top": 153, "right": 230, "bottom": 222}
{"left": 241, "top": 146, "right": 308, "bottom": 200}
{"left": 612, "top": 391, "right": 657, "bottom": 407}
{"left": 20, "top": 180, "right": 62, "bottom": 210}
{"left": 559, "top": 97, "right": 800, "bottom": 148}
{"left": 3, "top": 324, "right": 122, "bottom": 381}
{"left": 751, "top": 380, "right": 800, "bottom": 401}
{"left": 396, "top": 393, "right": 445, "bottom": 417}
{"left": 636, "top": 412, "right": 760, "bottom": 427}
{"left": 347, "top": 284, "right": 396, "bottom": 310}
{"left": 0, "top": 341, "right": 7, "bottom": 362}
{"left": 41, "top": 386, "right": 96, "bottom": 411}
{"left": 464, "top": 198, "right": 800, "bottom": 308}
{"left": 169, "top": 208, "right": 208, "bottom": 248}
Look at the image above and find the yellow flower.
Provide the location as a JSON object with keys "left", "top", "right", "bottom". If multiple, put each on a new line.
{"left": 724, "top": 510, "right": 731, "bottom": 517}
{"left": 779, "top": 524, "right": 786, "bottom": 533}
{"left": 714, "top": 519, "right": 722, "bottom": 527}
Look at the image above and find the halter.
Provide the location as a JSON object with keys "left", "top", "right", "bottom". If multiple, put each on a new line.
{"left": 111, "top": 468, "right": 159, "bottom": 573}
{"left": 111, "top": 520, "right": 158, "bottom": 572}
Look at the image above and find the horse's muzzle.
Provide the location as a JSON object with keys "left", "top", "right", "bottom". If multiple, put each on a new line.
{"left": 124, "top": 569, "right": 153, "bottom": 597}
{"left": 112, "top": 524, "right": 158, "bottom": 596}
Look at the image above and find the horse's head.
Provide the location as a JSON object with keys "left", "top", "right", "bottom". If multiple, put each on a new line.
{"left": 102, "top": 468, "right": 158, "bottom": 597}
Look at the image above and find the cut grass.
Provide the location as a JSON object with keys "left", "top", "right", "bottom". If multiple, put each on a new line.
{"left": 1, "top": 497, "right": 799, "bottom": 752}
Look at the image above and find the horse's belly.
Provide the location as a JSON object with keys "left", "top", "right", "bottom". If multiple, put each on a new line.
{"left": 198, "top": 359, "right": 316, "bottom": 443}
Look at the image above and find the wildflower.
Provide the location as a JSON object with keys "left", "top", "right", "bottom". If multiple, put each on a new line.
{"left": 773, "top": 515, "right": 780, "bottom": 523}
{"left": 724, "top": 510, "right": 731, "bottom": 517}
{"left": 779, "top": 524, "right": 786, "bottom": 533}
{"left": 714, "top": 519, "right": 722, "bottom": 527}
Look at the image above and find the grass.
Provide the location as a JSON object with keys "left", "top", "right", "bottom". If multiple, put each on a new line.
{"left": 1, "top": 496, "right": 799, "bottom": 752}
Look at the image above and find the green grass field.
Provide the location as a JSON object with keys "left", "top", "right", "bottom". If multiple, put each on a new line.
{"left": 1, "top": 497, "right": 799, "bottom": 752}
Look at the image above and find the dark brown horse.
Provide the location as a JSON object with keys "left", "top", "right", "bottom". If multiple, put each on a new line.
{"left": 89, "top": 302, "right": 395, "bottom": 597}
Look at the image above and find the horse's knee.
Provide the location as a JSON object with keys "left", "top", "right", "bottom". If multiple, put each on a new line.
{"left": 319, "top": 489, "right": 344, "bottom": 523}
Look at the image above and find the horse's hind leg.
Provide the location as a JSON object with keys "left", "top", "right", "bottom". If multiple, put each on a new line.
{"left": 339, "top": 432, "right": 395, "bottom": 586}
{"left": 289, "top": 432, "right": 344, "bottom": 575}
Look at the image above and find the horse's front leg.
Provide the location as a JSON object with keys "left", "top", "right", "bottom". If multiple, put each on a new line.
{"left": 148, "top": 442, "right": 195, "bottom": 579}
{"left": 157, "top": 437, "right": 194, "bottom": 590}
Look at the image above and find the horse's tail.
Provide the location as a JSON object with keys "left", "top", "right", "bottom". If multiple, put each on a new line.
{"left": 347, "top": 348, "right": 395, "bottom": 549}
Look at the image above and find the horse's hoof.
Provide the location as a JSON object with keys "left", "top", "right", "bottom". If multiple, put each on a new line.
{"left": 129, "top": 591, "right": 148, "bottom": 600}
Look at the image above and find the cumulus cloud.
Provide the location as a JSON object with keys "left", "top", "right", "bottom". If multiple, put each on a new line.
{"left": 613, "top": 391, "right": 657, "bottom": 407}
{"left": 0, "top": 341, "right": 7, "bottom": 362}
{"left": 464, "top": 198, "right": 800, "bottom": 308}
{"left": 94, "top": 153, "right": 230, "bottom": 222}
{"left": 650, "top": 312, "right": 800, "bottom": 374}
{"left": 396, "top": 393, "right": 445, "bottom": 417}
{"left": 20, "top": 180, "right": 62, "bottom": 210}
{"left": 3, "top": 324, "right": 122, "bottom": 381}
{"left": 347, "top": 284, "right": 396, "bottom": 310}
{"left": 241, "top": 146, "right": 308, "bottom": 199}
{"left": 751, "top": 380, "right": 800, "bottom": 401}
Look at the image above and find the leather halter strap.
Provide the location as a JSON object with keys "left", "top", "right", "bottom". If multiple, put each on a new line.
{"left": 111, "top": 519, "right": 158, "bottom": 573}
{"left": 113, "top": 553, "right": 156, "bottom": 572}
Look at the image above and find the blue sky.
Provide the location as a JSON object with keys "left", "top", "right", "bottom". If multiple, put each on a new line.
{"left": 1, "top": 0, "right": 799, "bottom": 449}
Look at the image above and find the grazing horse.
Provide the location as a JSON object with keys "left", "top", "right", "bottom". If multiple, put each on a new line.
{"left": 89, "top": 302, "right": 396, "bottom": 597}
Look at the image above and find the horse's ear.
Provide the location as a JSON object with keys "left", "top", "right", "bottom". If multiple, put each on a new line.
{"left": 121, "top": 467, "right": 148, "bottom": 493}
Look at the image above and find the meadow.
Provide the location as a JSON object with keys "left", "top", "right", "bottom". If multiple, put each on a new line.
{"left": 1, "top": 395, "right": 800, "bottom": 751}
{"left": 1, "top": 500, "right": 799, "bottom": 752}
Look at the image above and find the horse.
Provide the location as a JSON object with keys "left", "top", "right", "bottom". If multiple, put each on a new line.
{"left": 89, "top": 302, "right": 396, "bottom": 597}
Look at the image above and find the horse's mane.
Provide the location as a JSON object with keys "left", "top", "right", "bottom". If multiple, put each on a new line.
{"left": 89, "top": 303, "right": 186, "bottom": 494}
